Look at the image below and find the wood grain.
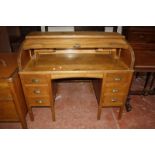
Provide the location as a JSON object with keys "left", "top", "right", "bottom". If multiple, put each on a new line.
{"left": 0, "top": 53, "right": 27, "bottom": 128}
{"left": 18, "top": 32, "right": 135, "bottom": 121}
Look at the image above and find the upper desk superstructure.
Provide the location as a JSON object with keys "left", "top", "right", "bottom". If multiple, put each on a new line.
{"left": 18, "top": 32, "right": 135, "bottom": 121}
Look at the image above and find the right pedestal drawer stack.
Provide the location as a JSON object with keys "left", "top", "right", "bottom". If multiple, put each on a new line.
{"left": 97, "top": 71, "right": 133, "bottom": 119}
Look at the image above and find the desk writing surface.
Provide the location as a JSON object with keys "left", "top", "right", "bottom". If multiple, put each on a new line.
{"left": 24, "top": 54, "right": 128, "bottom": 72}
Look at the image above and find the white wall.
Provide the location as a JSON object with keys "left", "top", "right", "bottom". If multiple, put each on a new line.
{"left": 41, "top": 26, "right": 74, "bottom": 32}
{"left": 41, "top": 26, "right": 122, "bottom": 33}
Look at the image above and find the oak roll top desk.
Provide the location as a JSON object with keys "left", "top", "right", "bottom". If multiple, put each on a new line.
{"left": 18, "top": 32, "right": 135, "bottom": 121}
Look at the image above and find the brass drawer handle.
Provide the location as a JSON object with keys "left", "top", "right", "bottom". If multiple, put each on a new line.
{"left": 111, "top": 98, "right": 118, "bottom": 102}
{"left": 114, "top": 77, "right": 122, "bottom": 81}
{"left": 0, "top": 96, "right": 13, "bottom": 100}
{"left": 33, "top": 89, "right": 41, "bottom": 94}
{"left": 73, "top": 43, "right": 80, "bottom": 48}
{"left": 6, "top": 96, "right": 13, "bottom": 100}
{"left": 112, "top": 89, "right": 119, "bottom": 93}
{"left": 35, "top": 100, "right": 44, "bottom": 104}
{"left": 32, "top": 79, "right": 40, "bottom": 83}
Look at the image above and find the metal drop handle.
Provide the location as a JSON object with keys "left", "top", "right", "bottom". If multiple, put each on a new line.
{"left": 114, "top": 77, "right": 122, "bottom": 81}
{"left": 73, "top": 43, "right": 80, "bottom": 48}
{"left": 112, "top": 89, "right": 119, "bottom": 93}
{"left": 32, "top": 79, "right": 40, "bottom": 83}
{"left": 36, "top": 100, "right": 43, "bottom": 104}
{"left": 111, "top": 98, "right": 117, "bottom": 102}
{"left": 34, "top": 89, "right": 41, "bottom": 94}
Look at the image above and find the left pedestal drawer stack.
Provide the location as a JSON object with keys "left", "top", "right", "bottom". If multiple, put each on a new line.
{"left": 0, "top": 53, "right": 27, "bottom": 129}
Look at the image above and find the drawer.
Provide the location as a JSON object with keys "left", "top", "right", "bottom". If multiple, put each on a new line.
{"left": 0, "top": 101, "right": 18, "bottom": 120}
{"left": 105, "top": 72, "right": 131, "bottom": 83}
{"left": 24, "top": 85, "right": 50, "bottom": 97}
{"left": 102, "top": 94, "right": 126, "bottom": 107}
{"left": 104, "top": 83, "right": 128, "bottom": 95}
{"left": 24, "top": 38, "right": 128, "bottom": 49}
{"left": 20, "top": 74, "right": 49, "bottom": 85}
{"left": 128, "top": 32, "right": 155, "bottom": 43}
{"left": 27, "top": 97, "right": 51, "bottom": 106}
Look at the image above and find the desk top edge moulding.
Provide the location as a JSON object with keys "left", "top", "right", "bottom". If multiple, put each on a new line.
{"left": 17, "top": 32, "right": 135, "bottom": 122}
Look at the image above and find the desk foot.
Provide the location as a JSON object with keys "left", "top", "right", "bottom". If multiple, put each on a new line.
{"left": 97, "top": 106, "right": 102, "bottom": 120}
{"left": 51, "top": 104, "right": 56, "bottom": 121}
{"left": 144, "top": 91, "right": 149, "bottom": 96}
{"left": 149, "top": 88, "right": 155, "bottom": 95}
{"left": 118, "top": 106, "right": 124, "bottom": 120}
{"left": 51, "top": 111, "right": 56, "bottom": 122}
{"left": 28, "top": 107, "right": 34, "bottom": 121}
{"left": 21, "top": 120, "right": 28, "bottom": 129}
{"left": 125, "top": 97, "right": 132, "bottom": 112}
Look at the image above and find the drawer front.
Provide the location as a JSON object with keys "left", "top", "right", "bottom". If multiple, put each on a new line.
{"left": 128, "top": 32, "right": 155, "bottom": 43}
{"left": 104, "top": 83, "right": 128, "bottom": 95}
{"left": 105, "top": 72, "right": 131, "bottom": 83}
{"left": 0, "top": 101, "right": 18, "bottom": 120}
{"left": 24, "top": 85, "right": 49, "bottom": 97}
{"left": 20, "top": 74, "right": 49, "bottom": 85}
{"left": 27, "top": 97, "right": 51, "bottom": 106}
{"left": 24, "top": 38, "right": 128, "bottom": 49}
{"left": 102, "top": 95, "right": 125, "bottom": 107}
